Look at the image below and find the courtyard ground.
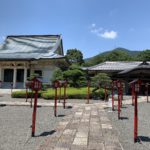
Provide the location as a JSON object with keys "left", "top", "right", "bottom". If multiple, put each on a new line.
{"left": 0, "top": 91, "right": 149, "bottom": 150}
{"left": 107, "top": 101, "right": 150, "bottom": 150}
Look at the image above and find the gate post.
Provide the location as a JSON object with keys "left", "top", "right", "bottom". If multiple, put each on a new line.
{"left": 54, "top": 81, "right": 59, "bottom": 117}
{"left": 63, "top": 81, "right": 67, "bottom": 109}
{"left": 117, "top": 81, "right": 121, "bottom": 119}
{"left": 112, "top": 81, "right": 114, "bottom": 111}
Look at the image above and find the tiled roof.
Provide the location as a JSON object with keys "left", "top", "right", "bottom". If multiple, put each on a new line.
{"left": 0, "top": 35, "right": 64, "bottom": 60}
{"left": 85, "top": 61, "right": 150, "bottom": 71}
{"left": 119, "top": 63, "right": 150, "bottom": 74}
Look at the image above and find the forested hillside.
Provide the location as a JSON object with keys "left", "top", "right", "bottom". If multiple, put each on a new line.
{"left": 83, "top": 47, "right": 150, "bottom": 66}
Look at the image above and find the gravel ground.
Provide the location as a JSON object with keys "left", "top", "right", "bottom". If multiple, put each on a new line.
{"left": 107, "top": 102, "right": 150, "bottom": 150}
{"left": 0, "top": 105, "right": 73, "bottom": 150}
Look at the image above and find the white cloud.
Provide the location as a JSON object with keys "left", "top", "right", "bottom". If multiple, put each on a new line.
{"left": 89, "top": 23, "right": 118, "bottom": 39}
{"left": 100, "top": 30, "right": 117, "bottom": 39}
{"left": 91, "top": 23, "right": 96, "bottom": 28}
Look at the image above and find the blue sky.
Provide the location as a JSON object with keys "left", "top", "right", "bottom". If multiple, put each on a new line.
{"left": 0, "top": 0, "right": 150, "bottom": 58}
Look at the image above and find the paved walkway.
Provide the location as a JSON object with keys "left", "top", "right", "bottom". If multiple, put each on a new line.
{"left": 38, "top": 102, "right": 123, "bottom": 150}
{"left": 0, "top": 101, "right": 73, "bottom": 107}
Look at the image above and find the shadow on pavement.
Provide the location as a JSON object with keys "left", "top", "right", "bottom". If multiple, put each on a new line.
{"left": 57, "top": 114, "right": 66, "bottom": 117}
{"left": 138, "top": 136, "right": 150, "bottom": 142}
{"left": 120, "top": 116, "right": 129, "bottom": 120}
{"left": 66, "top": 106, "right": 72, "bottom": 109}
{"left": 36, "top": 130, "right": 56, "bottom": 137}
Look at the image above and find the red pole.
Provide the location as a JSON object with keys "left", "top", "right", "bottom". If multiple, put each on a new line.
{"left": 32, "top": 90, "right": 38, "bottom": 137}
{"left": 63, "top": 82, "right": 67, "bottom": 109}
{"left": 118, "top": 81, "right": 121, "bottom": 119}
{"left": 134, "top": 91, "right": 138, "bottom": 142}
{"left": 87, "top": 80, "right": 90, "bottom": 104}
{"left": 54, "top": 86, "right": 58, "bottom": 117}
{"left": 30, "top": 90, "right": 33, "bottom": 108}
{"left": 120, "top": 82, "right": 123, "bottom": 107}
{"left": 118, "top": 90, "right": 121, "bottom": 119}
{"left": 131, "top": 83, "right": 135, "bottom": 106}
{"left": 59, "top": 86, "right": 61, "bottom": 103}
{"left": 112, "top": 81, "right": 114, "bottom": 111}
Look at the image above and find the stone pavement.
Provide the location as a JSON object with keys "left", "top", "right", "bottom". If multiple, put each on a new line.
{"left": 0, "top": 101, "right": 73, "bottom": 107}
{"left": 38, "top": 102, "right": 123, "bottom": 150}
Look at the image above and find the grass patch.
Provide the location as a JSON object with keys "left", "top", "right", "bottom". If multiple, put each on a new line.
{"left": 11, "top": 90, "right": 42, "bottom": 98}
{"left": 11, "top": 87, "right": 109, "bottom": 100}
{"left": 42, "top": 87, "right": 93, "bottom": 99}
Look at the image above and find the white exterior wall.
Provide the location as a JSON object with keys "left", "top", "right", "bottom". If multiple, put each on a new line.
{"left": 0, "top": 60, "right": 61, "bottom": 88}
{"left": 32, "top": 64, "right": 58, "bottom": 83}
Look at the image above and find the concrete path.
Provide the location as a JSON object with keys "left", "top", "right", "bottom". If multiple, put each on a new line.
{"left": 38, "top": 102, "right": 123, "bottom": 150}
{"left": 0, "top": 101, "right": 73, "bottom": 107}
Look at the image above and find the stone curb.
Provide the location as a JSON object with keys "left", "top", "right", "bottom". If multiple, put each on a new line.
{"left": 0, "top": 101, "right": 73, "bottom": 107}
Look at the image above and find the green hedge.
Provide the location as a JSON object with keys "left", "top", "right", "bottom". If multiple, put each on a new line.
{"left": 11, "top": 90, "right": 42, "bottom": 98}
{"left": 11, "top": 87, "right": 109, "bottom": 100}
{"left": 41, "top": 87, "right": 89, "bottom": 99}
{"left": 91, "top": 88, "right": 110, "bottom": 100}
{"left": 41, "top": 92, "right": 87, "bottom": 99}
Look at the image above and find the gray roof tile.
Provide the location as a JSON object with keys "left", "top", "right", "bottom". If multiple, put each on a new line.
{"left": 85, "top": 61, "right": 150, "bottom": 71}
{"left": 0, "top": 35, "right": 64, "bottom": 60}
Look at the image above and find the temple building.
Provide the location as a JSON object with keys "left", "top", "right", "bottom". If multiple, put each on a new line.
{"left": 84, "top": 61, "right": 150, "bottom": 94}
{"left": 0, "top": 35, "right": 65, "bottom": 88}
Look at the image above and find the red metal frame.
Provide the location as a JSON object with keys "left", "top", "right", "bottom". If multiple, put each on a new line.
{"left": 133, "top": 79, "right": 141, "bottom": 142}
{"left": 32, "top": 90, "right": 38, "bottom": 137}
{"left": 59, "top": 86, "right": 61, "bottom": 103}
{"left": 117, "top": 80, "right": 121, "bottom": 119}
{"left": 120, "top": 82, "right": 123, "bottom": 108}
{"left": 63, "top": 81, "right": 67, "bottom": 109}
{"left": 112, "top": 81, "right": 114, "bottom": 111}
{"left": 54, "top": 80, "right": 67, "bottom": 115}
{"left": 31, "top": 78, "right": 42, "bottom": 137}
{"left": 134, "top": 90, "right": 138, "bottom": 142}
{"left": 131, "top": 83, "right": 135, "bottom": 106}
{"left": 54, "top": 80, "right": 59, "bottom": 117}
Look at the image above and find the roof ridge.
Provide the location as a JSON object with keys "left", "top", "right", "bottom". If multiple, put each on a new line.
{"left": 7, "top": 34, "right": 61, "bottom": 38}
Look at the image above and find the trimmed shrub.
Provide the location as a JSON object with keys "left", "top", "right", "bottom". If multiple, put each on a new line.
{"left": 11, "top": 87, "right": 108, "bottom": 100}
{"left": 91, "top": 88, "right": 110, "bottom": 100}
{"left": 11, "top": 90, "right": 42, "bottom": 98}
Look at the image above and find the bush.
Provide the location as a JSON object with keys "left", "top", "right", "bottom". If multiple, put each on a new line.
{"left": 41, "top": 87, "right": 88, "bottom": 99}
{"left": 41, "top": 92, "right": 87, "bottom": 99}
{"left": 11, "top": 90, "right": 42, "bottom": 98}
{"left": 11, "top": 87, "right": 108, "bottom": 100}
{"left": 51, "top": 68, "right": 64, "bottom": 82}
{"left": 91, "top": 88, "right": 110, "bottom": 100}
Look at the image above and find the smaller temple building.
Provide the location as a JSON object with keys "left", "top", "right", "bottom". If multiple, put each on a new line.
{"left": 84, "top": 61, "right": 150, "bottom": 94}
{"left": 0, "top": 35, "right": 65, "bottom": 88}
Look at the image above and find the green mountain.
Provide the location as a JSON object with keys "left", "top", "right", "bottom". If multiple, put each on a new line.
{"left": 84, "top": 47, "right": 141, "bottom": 66}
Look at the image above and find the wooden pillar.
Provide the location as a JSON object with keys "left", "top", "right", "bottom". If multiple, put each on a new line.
{"left": 24, "top": 67, "right": 27, "bottom": 88}
{"left": 13, "top": 68, "right": 17, "bottom": 88}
